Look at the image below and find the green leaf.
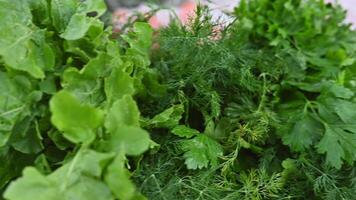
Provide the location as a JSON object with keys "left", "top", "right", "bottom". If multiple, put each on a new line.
{"left": 282, "top": 114, "right": 323, "bottom": 152}
{"left": 34, "top": 154, "right": 51, "bottom": 174}
{"left": 72, "top": 150, "right": 114, "bottom": 177}
{"left": 314, "top": 99, "right": 356, "bottom": 168}
{"left": 61, "top": 13, "right": 91, "bottom": 40}
{"left": 5, "top": 149, "right": 114, "bottom": 200}
{"left": 4, "top": 167, "right": 60, "bottom": 200}
{"left": 62, "top": 53, "right": 111, "bottom": 104}
{"left": 105, "top": 153, "right": 136, "bottom": 200}
{"left": 80, "top": 52, "right": 112, "bottom": 78}
{"left": 171, "top": 125, "right": 199, "bottom": 138}
{"left": 39, "top": 75, "right": 57, "bottom": 94}
{"left": 59, "top": 176, "right": 112, "bottom": 200}
{"left": 316, "top": 126, "right": 345, "bottom": 169}
{"left": 181, "top": 135, "right": 223, "bottom": 169}
{"left": 333, "top": 99, "right": 356, "bottom": 124}
{"left": 78, "top": 0, "right": 107, "bottom": 17}
{"left": 281, "top": 158, "right": 298, "bottom": 177}
{"left": 47, "top": 130, "right": 73, "bottom": 150}
{"left": 108, "top": 126, "right": 150, "bottom": 156}
{"left": 51, "top": 0, "right": 78, "bottom": 32}
{"left": 0, "top": 148, "right": 35, "bottom": 189}
{"left": 0, "top": 0, "right": 154, "bottom": 197}
{"left": 139, "top": 69, "right": 167, "bottom": 98}
{"left": 122, "top": 22, "right": 153, "bottom": 67}
{"left": 105, "top": 68, "right": 135, "bottom": 104}
{"left": 27, "top": 0, "right": 51, "bottom": 27}
{"left": 10, "top": 117, "right": 43, "bottom": 154}
{"left": 50, "top": 90, "right": 104, "bottom": 144}
{"left": 0, "top": 73, "right": 34, "bottom": 147}
{"left": 0, "top": 1, "right": 54, "bottom": 78}
{"left": 60, "top": 0, "right": 106, "bottom": 40}
{"left": 126, "top": 22, "right": 153, "bottom": 51}
{"left": 63, "top": 38, "right": 96, "bottom": 61}
{"left": 148, "top": 104, "right": 184, "bottom": 129}
{"left": 105, "top": 95, "right": 140, "bottom": 133}
{"left": 328, "top": 84, "right": 354, "bottom": 99}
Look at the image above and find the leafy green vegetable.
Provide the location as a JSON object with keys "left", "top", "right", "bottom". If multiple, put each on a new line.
{"left": 2, "top": 0, "right": 356, "bottom": 199}
{"left": 105, "top": 153, "right": 136, "bottom": 200}
{"left": 50, "top": 90, "right": 104, "bottom": 144}
{"left": 282, "top": 113, "right": 323, "bottom": 152}
{"left": 105, "top": 68, "right": 135, "bottom": 103}
{"left": 122, "top": 22, "right": 153, "bottom": 67}
{"left": 4, "top": 150, "right": 114, "bottom": 200}
{"left": 0, "top": 0, "right": 153, "bottom": 199}
{"left": 0, "top": 0, "right": 53, "bottom": 78}
{"left": 107, "top": 126, "right": 151, "bottom": 156}
{"left": 144, "top": 104, "right": 184, "bottom": 129}
{"left": 181, "top": 134, "right": 223, "bottom": 170}
{"left": 134, "top": 0, "right": 356, "bottom": 199}
{"left": 105, "top": 95, "right": 140, "bottom": 130}
{"left": 171, "top": 125, "right": 199, "bottom": 138}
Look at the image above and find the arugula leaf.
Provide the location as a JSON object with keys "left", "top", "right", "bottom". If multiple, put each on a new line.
{"left": 0, "top": 0, "right": 155, "bottom": 198}
{"left": 105, "top": 95, "right": 140, "bottom": 132}
{"left": 61, "top": 13, "right": 93, "bottom": 40}
{"left": 122, "top": 22, "right": 153, "bottom": 68}
{"left": 107, "top": 126, "right": 150, "bottom": 156}
{"left": 0, "top": 148, "right": 35, "bottom": 189}
{"left": 4, "top": 167, "right": 60, "bottom": 200}
{"left": 51, "top": 0, "right": 78, "bottom": 33}
{"left": 105, "top": 153, "right": 136, "bottom": 200}
{"left": 0, "top": 72, "right": 42, "bottom": 152}
{"left": 104, "top": 93, "right": 152, "bottom": 156}
{"left": 62, "top": 52, "right": 112, "bottom": 104}
{"left": 10, "top": 117, "right": 44, "bottom": 154}
{"left": 50, "top": 90, "right": 104, "bottom": 144}
{"left": 27, "top": 0, "right": 51, "bottom": 27}
{"left": 0, "top": 1, "right": 54, "bottom": 78}
{"left": 105, "top": 67, "right": 135, "bottom": 104}
{"left": 60, "top": 0, "right": 106, "bottom": 40}
{"left": 0, "top": 73, "right": 31, "bottom": 147}
{"left": 4, "top": 149, "right": 114, "bottom": 200}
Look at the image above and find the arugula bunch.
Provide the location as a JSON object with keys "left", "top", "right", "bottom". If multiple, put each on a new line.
{"left": 0, "top": 0, "right": 154, "bottom": 199}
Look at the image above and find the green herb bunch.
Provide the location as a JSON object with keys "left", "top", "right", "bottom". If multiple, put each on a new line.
{"left": 0, "top": 0, "right": 154, "bottom": 199}
{"left": 1, "top": 0, "right": 356, "bottom": 200}
{"left": 134, "top": 0, "right": 356, "bottom": 199}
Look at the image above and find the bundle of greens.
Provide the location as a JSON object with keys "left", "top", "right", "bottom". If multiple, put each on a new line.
{"left": 1, "top": 0, "right": 356, "bottom": 200}
{"left": 0, "top": 0, "right": 154, "bottom": 199}
{"left": 134, "top": 0, "right": 356, "bottom": 199}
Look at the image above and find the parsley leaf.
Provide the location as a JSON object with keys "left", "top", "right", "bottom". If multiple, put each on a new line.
{"left": 181, "top": 135, "right": 223, "bottom": 170}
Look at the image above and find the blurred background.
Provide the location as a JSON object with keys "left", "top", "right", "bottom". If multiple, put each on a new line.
{"left": 105, "top": 0, "right": 356, "bottom": 30}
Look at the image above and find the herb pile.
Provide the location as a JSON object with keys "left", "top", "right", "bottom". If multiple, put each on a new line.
{"left": 0, "top": 0, "right": 153, "bottom": 199}
{"left": 134, "top": 0, "right": 356, "bottom": 199}
{"left": 1, "top": 0, "right": 356, "bottom": 200}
